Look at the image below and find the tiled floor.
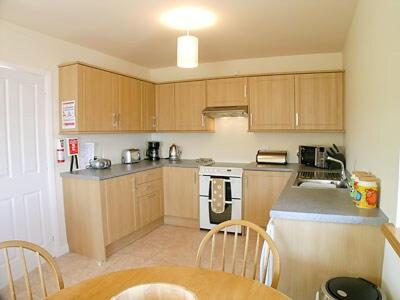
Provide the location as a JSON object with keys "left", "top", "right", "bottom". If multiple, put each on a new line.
{"left": 0, "top": 225, "right": 262, "bottom": 299}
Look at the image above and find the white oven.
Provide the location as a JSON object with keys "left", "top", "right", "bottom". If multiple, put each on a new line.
{"left": 199, "top": 166, "right": 243, "bottom": 233}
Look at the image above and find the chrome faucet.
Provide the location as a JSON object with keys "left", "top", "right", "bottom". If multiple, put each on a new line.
{"left": 327, "top": 156, "right": 347, "bottom": 181}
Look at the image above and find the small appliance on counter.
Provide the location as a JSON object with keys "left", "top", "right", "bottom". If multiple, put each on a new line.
{"left": 87, "top": 157, "right": 111, "bottom": 169}
{"left": 168, "top": 144, "right": 182, "bottom": 161}
{"left": 256, "top": 150, "right": 287, "bottom": 165}
{"left": 298, "top": 144, "right": 346, "bottom": 169}
{"left": 146, "top": 141, "right": 160, "bottom": 161}
{"left": 121, "top": 148, "right": 141, "bottom": 164}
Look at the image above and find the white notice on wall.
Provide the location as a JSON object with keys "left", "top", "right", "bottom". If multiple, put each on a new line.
{"left": 62, "top": 100, "right": 76, "bottom": 129}
{"left": 78, "top": 142, "right": 95, "bottom": 169}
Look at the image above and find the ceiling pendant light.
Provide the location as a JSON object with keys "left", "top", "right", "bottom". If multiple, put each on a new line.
{"left": 177, "top": 32, "right": 198, "bottom": 68}
{"left": 160, "top": 7, "right": 216, "bottom": 69}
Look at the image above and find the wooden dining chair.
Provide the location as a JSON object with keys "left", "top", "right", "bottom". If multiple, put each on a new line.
{"left": 195, "top": 220, "right": 280, "bottom": 288}
{"left": 0, "top": 240, "right": 64, "bottom": 300}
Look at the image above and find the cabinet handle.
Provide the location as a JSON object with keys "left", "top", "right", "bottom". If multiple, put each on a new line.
{"left": 244, "top": 84, "right": 247, "bottom": 98}
{"left": 201, "top": 114, "right": 205, "bottom": 127}
{"left": 112, "top": 113, "right": 117, "bottom": 127}
{"left": 250, "top": 113, "right": 253, "bottom": 126}
{"left": 117, "top": 113, "right": 121, "bottom": 126}
{"left": 194, "top": 171, "right": 197, "bottom": 184}
{"left": 152, "top": 116, "right": 156, "bottom": 128}
{"left": 295, "top": 113, "right": 299, "bottom": 127}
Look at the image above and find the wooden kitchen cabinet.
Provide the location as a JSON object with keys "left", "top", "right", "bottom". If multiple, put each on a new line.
{"left": 163, "top": 167, "right": 199, "bottom": 227}
{"left": 116, "top": 75, "right": 142, "bottom": 131}
{"left": 248, "top": 75, "right": 295, "bottom": 130}
{"left": 295, "top": 72, "right": 344, "bottom": 131}
{"left": 141, "top": 81, "right": 156, "bottom": 131}
{"left": 243, "top": 171, "right": 292, "bottom": 228}
{"left": 62, "top": 170, "right": 164, "bottom": 261}
{"left": 174, "top": 81, "right": 213, "bottom": 131}
{"left": 274, "top": 219, "right": 384, "bottom": 300}
{"left": 103, "top": 175, "right": 136, "bottom": 245}
{"left": 206, "top": 77, "right": 248, "bottom": 107}
{"left": 135, "top": 168, "right": 163, "bottom": 229}
{"left": 155, "top": 83, "right": 175, "bottom": 131}
{"left": 59, "top": 62, "right": 155, "bottom": 133}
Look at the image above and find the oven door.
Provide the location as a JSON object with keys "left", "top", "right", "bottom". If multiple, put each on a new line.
{"left": 199, "top": 175, "right": 242, "bottom": 199}
{"left": 199, "top": 196, "right": 242, "bottom": 233}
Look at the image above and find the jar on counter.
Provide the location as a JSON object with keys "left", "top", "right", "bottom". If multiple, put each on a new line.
{"left": 354, "top": 177, "right": 379, "bottom": 209}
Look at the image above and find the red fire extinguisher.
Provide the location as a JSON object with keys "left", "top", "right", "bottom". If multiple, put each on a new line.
{"left": 56, "top": 139, "right": 65, "bottom": 163}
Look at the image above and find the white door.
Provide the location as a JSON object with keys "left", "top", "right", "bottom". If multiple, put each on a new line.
{"left": 0, "top": 66, "right": 53, "bottom": 287}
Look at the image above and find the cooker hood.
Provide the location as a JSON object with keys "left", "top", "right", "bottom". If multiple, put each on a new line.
{"left": 202, "top": 106, "right": 248, "bottom": 118}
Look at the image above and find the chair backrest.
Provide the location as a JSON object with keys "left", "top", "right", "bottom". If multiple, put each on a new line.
{"left": 195, "top": 220, "right": 280, "bottom": 288}
{"left": 0, "top": 240, "right": 64, "bottom": 299}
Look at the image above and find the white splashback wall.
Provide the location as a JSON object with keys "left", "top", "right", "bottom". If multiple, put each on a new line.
{"left": 151, "top": 118, "right": 344, "bottom": 163}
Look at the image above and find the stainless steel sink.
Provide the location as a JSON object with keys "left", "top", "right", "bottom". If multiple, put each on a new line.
{"left": 293, "top": 170, "right": 349, "bottom": 189}
{"left": 293, "top": 178, "right": 349, "bottom": 189}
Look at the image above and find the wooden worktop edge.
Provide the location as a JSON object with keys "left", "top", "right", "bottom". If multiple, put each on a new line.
{"left": 381, "top": 223, "right": 400, "bottom": 258}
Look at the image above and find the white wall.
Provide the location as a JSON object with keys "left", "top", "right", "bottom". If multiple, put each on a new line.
{"left": 343, "top": 0, "right": 400, "bottom": 298}
{"left": 150, "top": 52, "right": 343, "bottom": 82}
{"left": 0, "top": 20, "right": 152, "bottom": 255}
{"left": 152, "top": 118, "right": 344, "bottom": 162}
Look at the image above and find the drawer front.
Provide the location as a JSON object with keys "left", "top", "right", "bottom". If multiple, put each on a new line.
{"left": 136, "top": 179, "right": 162, "bottom": 197}
{"left": 135, "top": 168, "right": 162, "bottom": 185}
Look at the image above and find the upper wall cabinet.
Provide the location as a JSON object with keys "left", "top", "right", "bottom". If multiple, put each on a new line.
{"left": 206, "top": 77, "right": 248, "bottom": 107}
{"left": 116, "top": 75, "right": 142, "bottom": 131}
{"left": 295, "top": 73, "right": 344, "bottom": 131}
{"left": 59, "top": 63, "right": 154, "bottom": 133}
{"left": 156, "top": 84, "right": 175, "bottom": 131}
{"left": 141, "top": 81, "right": 156, "bottom": 131}
{"left": 175, "top": 81, "right": 213, "bottom": 131}
{"left": 249, "top": 75, "right": 295, "bottom": 130}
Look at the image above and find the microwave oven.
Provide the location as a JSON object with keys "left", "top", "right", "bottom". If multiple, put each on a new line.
{"left": 298, "top": 145, "right": 329, "bottom": 169}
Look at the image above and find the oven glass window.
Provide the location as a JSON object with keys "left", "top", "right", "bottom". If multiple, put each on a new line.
{"left": 208, "top": 203, "right": 232, "bottom": 224}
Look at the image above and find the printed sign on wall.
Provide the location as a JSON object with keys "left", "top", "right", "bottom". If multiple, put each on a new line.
{"left": 67, "top": 138, "right": 79, "bottom": 156}
{"left": 62, "top": 100, "right": 76, "bottom": 129}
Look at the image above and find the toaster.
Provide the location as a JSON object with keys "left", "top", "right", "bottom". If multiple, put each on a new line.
{"left": 121, "top": 148, "right": 141, "bottom": 164}
{"left": 256, "top": 150, "right": 287, "bottom": 165}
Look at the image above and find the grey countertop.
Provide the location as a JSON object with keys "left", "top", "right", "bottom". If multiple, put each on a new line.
{"left": 60, "top": 159, "right": 297, "bottom": 180}
{"left": 61, "top": 159, "right": 388, "bottom": 225}
{"left": 270, "top": 170, "right": 388, "bottom": 225}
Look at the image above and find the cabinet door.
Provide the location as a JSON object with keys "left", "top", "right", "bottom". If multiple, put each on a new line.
{"left": 163, "top": 167, "right": 198, "bottom": 219}
{"left": 117, "top": 75, "right": 142, "bottom": 131}
{"left": 174, "top": 81, "right": 208, "bottom": 131}
{"left": 249, "top": 75, "right": 295, "bottom": 130}
{"left": 80, "top": 65, "right": 117, "bottom": 132}
{"left": 295, "top": 72, "right": 344, "bottom": 131}
{"left": 206, "top": 77, "right": 248, "bottom": 106}
{"left": 244, "top": 171, "right": 291, "bottom": 228}
{"left": 141, "top": 81, "right": 156, "bottom": 131}
{"left": 155, "top": 84, "right": 175, "bottom": 131}
{"left": 103, "top": 175, "right": 136, "bottom": 245}
{"left": 135, "top": 190, "right": 163, "bottom": 230}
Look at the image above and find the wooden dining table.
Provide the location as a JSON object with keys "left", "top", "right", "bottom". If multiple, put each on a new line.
{"left": 47, "top": 266, "right": 291, "bottom": 299}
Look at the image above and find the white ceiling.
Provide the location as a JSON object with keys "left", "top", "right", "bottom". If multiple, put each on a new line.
{"left": 0, "top": 0, "right": 358, "bottom": 68}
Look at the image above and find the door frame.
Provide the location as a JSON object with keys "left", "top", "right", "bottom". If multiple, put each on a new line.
{"left": 0, "top": 60, "right": 62, "bottom": 255}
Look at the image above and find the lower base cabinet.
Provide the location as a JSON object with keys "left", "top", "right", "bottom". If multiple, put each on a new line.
{"left": 163, "top": 167, "right": 199, "bottom": 227}
{"left": 273, "top": 218, "right": 384, "bottom": 300}
{"left": 243, "top": 171, "right": 292, "bottom": 228}
{"left": 62, "top": 169, "right": 163, "bottom": 262}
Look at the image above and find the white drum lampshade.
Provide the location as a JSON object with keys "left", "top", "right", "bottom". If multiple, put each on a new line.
{"left": 177, "top": 35, "right": 198, "bottom": 68}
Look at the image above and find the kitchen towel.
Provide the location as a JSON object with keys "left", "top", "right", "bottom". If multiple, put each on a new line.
{"left": 211, "top": 178, "right": 225, "bottom": 214}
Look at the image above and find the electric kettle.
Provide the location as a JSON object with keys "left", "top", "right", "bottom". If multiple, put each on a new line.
{"left": 168, "top": 144, "right": 182, "bottom": 161}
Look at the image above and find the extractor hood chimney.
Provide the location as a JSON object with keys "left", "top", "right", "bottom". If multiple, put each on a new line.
{"left": 202, "top": 106, "right": 248, "bottom": 118}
